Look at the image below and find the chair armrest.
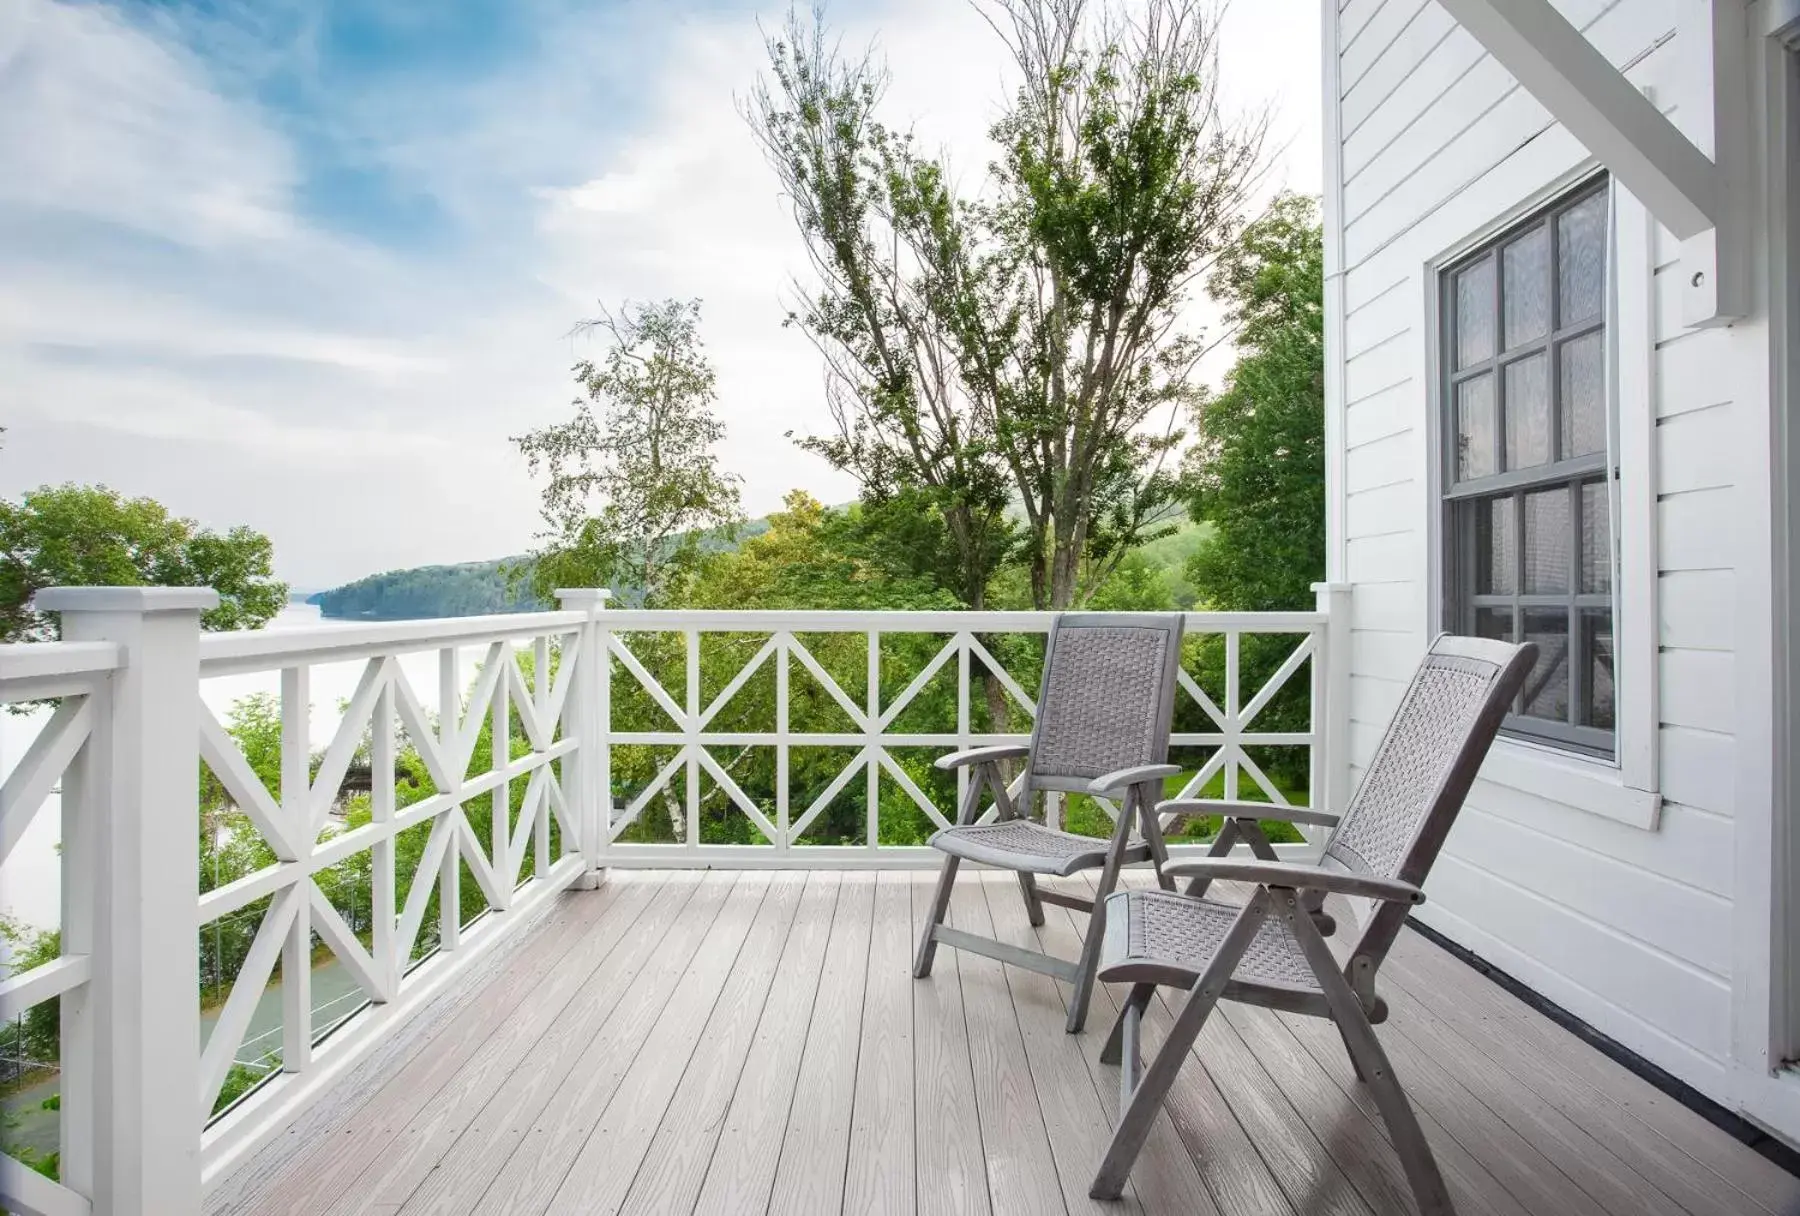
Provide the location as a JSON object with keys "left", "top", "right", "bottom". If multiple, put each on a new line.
{"left": 934, "top": 744, "right": 1031, "bottom": 771}
{"left": 1155, "top": 798, "right": 1341, "bottom": 829}
{"left": 1161, "top": 859, "right": 1424, "bottom": 904}
{"left": 1088, "top": 764, "right": 1180, "bottom": 798}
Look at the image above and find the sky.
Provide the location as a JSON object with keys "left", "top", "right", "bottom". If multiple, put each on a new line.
{"left": 0, "top": 0, "right": 1321, "bottom": 589}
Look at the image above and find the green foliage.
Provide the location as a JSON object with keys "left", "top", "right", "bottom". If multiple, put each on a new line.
{"left": 0, "top": 917, "right": 61, "bottom": 1075}
{"left": 750, "top": 1, "right": 1267, "bottom": 609}
{"left": 1186, "top": 193, "right": 1325, "bottom": 613}
{"left": 0, "top": 484, "right": 286, "bottom": 642}
{"left": 516, "top": 299, "right": 744, "bottom": 607}
{"left": 213, "top": 1056, "right": 278, "bottom": 1117}
{"left": 1184, "top": 193, "right": 1326, "bottom": 792}
{"left": 311, "top": 560, "right": 548, "bottom": 621}
{"left": 610, "top": 491, "right": 966, "bottom": 847}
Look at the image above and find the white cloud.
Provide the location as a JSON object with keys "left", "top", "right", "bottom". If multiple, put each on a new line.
{"left": 0, "top": 0, "right": 1320, "bottom": 589}
{"left": 0, "top": 0, "right": 298, "bottom": 248}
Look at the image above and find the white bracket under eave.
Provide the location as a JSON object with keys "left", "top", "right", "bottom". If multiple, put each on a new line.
{"left": 1676, "top": 0, "right": 1751, "bottom": 328}
{"left": 1435, "top": 0, "right": 1749, "bottom": 327}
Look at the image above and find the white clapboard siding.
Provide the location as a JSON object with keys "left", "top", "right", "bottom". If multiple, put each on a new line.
{"left": 1346, "top": 530, "right": 1419, "bottom": 584}
{"left": 1656, "top": 407, "right": 1735, "bottom": 495}
{"left": 1347, "top": 580, "right": 1420, "bottom": 633}
{"left": 1659, "top": 650, "right": 1734, "bottom": 732}
{"left": 1462, "top": 778, "right": 1735, "bottom": 894}
{"left": 1344, "top": 386, "right": 1414, "bottom": 451}
{"left": 1338, "top": 0, "right": 1390, "bottom": 57}
{"left": 1325, "top": 0, "right": 1752, "bottom": 1107}
{"left": 1346, "top": 481, "right": 1417, "bottom": 538}
{"left": 1658, "top": 571, "right": 1735, "bottom": 651}
{"left": 1344, "top": 0, "right": 1657, "bottom": 227}
{"left": 1343, "top": 277, "right": 1416, "bottom": 353}
{"left": 1344, "top": 332, "right": 1414, "bottom": 404}
{"left": 1343, "top": 7, "right": 1671, "bottom": 264}
{"left": 1345, "top": 430, "right": 1414, "bottom": 493}
{"left": 1343, "top": 0, "right": 1613, "bottom": 172}
{"left": 1341, "top": 0, "right": 1432, "bottom": 95}
{"left": 1348, "top": 627, "right": 1421, "bottom": 686}
{"left": 1659, "top": 729, "right": 1734, "bottom": 816}
{"left": 1659, "top": 489, "right": 1734, "bottom": 571}
{"left": 1412, "top": 872, "right": 1734, "bottom": 1090}
{"left": 1440, "top": 807, "right": 1732, "bottom": 977}
{"left": 1655, "top": 331, "right": 1734, "bottom": 419}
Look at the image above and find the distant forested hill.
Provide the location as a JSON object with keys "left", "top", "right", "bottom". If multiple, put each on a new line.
{"left": 311, "top": 513, "right": 1209, "bottom": 621}
{"left": 309, "top": 560, "right": 545, "bottom": 620}
{"left": 310, "top": 517, "right": 773, "bottom": 621}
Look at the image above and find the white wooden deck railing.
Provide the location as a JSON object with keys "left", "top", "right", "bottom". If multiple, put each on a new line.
{"left": 0, "top": 586, "right": 1347, "bottom": 1215}
{"left": 593, "top": 606, "right": 1340, "bottom": 865}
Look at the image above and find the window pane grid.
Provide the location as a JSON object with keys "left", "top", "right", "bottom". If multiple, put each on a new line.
{"left": 1441, "top": 178, "right": 1611, "bottom": 758}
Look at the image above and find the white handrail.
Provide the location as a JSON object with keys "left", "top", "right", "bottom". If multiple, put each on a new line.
{"left": 197, "top": 609, "right": 590, "bottom": 676}
{"left": 595, "top": 607, "right": 1328, "bottom": 632}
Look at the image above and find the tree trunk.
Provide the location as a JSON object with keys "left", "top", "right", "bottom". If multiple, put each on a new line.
{"left": 660, "top": 783, "right": 686, "bottom": 842}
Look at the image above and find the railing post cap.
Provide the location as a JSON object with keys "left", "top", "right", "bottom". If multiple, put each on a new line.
{"left": 555, "top": 588, "right": 612, "bottom": 609}
{"left": 33, "top": 585, "right": 221, "bottom": 614}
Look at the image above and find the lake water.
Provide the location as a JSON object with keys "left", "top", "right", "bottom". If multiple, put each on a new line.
{"left": 0, "top": 602, "right": 489, "bottom": 941}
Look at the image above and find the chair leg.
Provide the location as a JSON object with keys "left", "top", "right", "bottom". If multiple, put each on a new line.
{"left": 1100, "top": 983, "right": 1157, "bottom": 1065}
{"left": 1340, "top": 1007, "right": 1452, "bottom": 1214}
{"left": 1017, "top": 871, "right": 1046, "bottom": 928}
{"left": 1090, "top": 890, "right": 1271, "bottom": 1199}
{"left": 1277, "top": 887, "right": 1454, "bottom": 1215}
{"left": 914, "top": 854, "right": 960, "bottom": 979}
{"left": 1066, "top": 885, "right": 1109, "bottom": 1034}
{"left": 1337, "top": 1022, "right": 1370, "bottom": 1082}
{"left": 1182, "top": 818, "right": 1240, "bottom": 899}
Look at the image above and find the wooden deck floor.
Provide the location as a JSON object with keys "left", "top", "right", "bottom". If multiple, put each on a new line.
{"left": 214, "top": 869, "right": 1800, "bottom": 1216}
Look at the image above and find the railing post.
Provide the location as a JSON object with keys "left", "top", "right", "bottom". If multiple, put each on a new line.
{"left": 557, "top": 589, "right": 611, "bottom": 889}
{"left": 37, "top": 586, "right": 216, "bottom": 1216}
{"left": 1312, "top": 582, "right": 1353, "bottom": 831}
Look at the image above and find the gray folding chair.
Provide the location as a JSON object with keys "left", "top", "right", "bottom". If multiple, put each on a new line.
{"left": 914, "top": 613, "right": 1185, "bottom": 1034}
{"left": 1089, "top": 635, "right": 1536, "bottom": 1215}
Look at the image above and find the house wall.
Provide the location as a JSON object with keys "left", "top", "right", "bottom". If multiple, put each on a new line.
{"left": 1323, "top": 0, "right": 1783, "bottom": 1121}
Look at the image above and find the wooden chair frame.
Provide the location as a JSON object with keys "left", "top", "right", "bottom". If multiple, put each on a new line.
{"left": 914, "top": 613, "right": 1186, "bottom": 1034}
{"left": 1088, "top": 635, "right": 1537, "bottom": 1214}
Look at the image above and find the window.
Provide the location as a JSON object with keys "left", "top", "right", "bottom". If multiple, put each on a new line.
{"left": 1441, "top": 178, "right": 1614, "bottom": 758}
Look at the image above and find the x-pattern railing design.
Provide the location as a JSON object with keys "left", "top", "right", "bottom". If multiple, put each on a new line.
{"left": 596, "top": 609, "right": 1331, "bottom": 860}
{"left": 193, "top": 625, "right": 589, "bottom": 1123}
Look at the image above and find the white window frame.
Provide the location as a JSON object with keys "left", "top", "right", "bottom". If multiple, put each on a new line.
{"left": 1425, "top": 167, "right": 1661, "bottom": 830}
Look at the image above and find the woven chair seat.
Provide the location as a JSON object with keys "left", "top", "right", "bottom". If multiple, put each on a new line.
{"left": 929, "top": 819, "right": 1152, "bottom": 876}
{"left": 1098, "top": 888, "right": 1322, "bottom": 995}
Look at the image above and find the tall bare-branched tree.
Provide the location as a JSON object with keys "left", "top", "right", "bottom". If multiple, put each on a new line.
{"left": 515, "top": 299, "right": 743, "bottom": 607}
{"left": 750, "top": 0, "right": 1268, "bottom": 608}
{"left": 749, "top": 19, "right": 1018, "bottom": 608}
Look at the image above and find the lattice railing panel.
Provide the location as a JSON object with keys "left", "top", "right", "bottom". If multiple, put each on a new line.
{"left": 596, "top": 610, "right": 1331, "bottom": 859}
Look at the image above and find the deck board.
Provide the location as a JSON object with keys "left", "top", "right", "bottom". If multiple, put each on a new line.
{"left": 619, "top": 871, "right": 833, "bottom": 1216}
{"left": 769, "top": 870, "right": 877, "bottom": 1215}
{"left": 946, "top": 879, "right": 1070, "bottom": 1216}
{"left": 843, "top": 872, "right": 918, "bottom": 1216}
{"left": 550, "top": 871, "right": 802, "bottom": 1215}
{"left": 908, "top": 873, "right": 992, "bottom": 1216}
{"left": 217, "top": 869, "right": 1800, "bottom": 1216}
{"left": 375, "top": 873, "right": 693, "bottom": 1216}
{"left": 469, "top": 871, "right": 742, "bottom": 1215}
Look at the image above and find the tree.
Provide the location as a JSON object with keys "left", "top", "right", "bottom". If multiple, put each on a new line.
{"left": 1185, "top": 192, "right": 1324, "bottom": 612}
{"left": 750, "top": 0, "right": 1268, "bottom": 610}
{"left": 1184, "top": 193, "right": 1324, "bottom": 796}
{"left": 0, "top": 485, "right": 287, "bottom": 642}
{"left": 515, "top": 299, "right": 743, "bottom": 607}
